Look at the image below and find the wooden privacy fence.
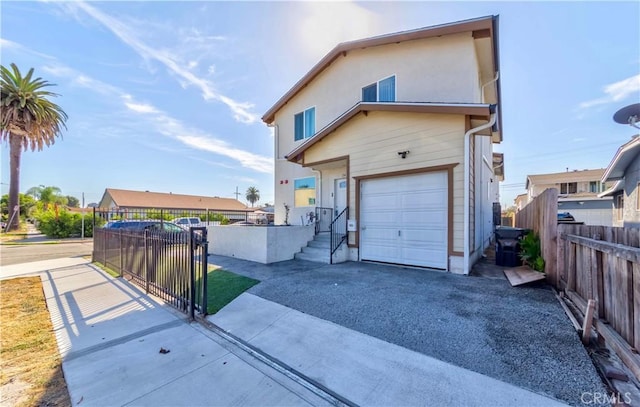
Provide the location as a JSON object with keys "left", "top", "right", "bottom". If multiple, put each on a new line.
{"left": 514, "top": 188, "right": 558, "bottom": 284}
{"left": 557, "top": 224, "right": 640, "bottom": 380}
{"left": 516, "top": 189, "right": 640, "bottom": 380}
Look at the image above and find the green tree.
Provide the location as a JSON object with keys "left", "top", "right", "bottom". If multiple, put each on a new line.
{"left": 26, "top": 185, "right": 67, "bottom": 207}
{"left": 65, "top": 195, "right": 79, "bottom": 207}
{"left": 1, "top": 63, "right": 67, "bottom": 231}
{"left": 1, "top": 193, "right": 36, "bottom": 221}
{"left": 245, "top": 186, "right": 260, "bottom": 207}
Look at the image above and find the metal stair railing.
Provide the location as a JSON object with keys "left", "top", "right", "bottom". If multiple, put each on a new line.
{"left": 329, "top": 207, "right": 348, "bottom": 264}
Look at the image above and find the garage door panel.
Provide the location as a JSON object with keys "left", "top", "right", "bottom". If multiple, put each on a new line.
{"left": 402, "top": 247, "right": 447, "bottom": 268}
{"left": 400, "top": 191, "right": 447, "bottom": 208}
{"left": 399, "top": 210, "right": 446, "bottom": 226}
{"left": 402, "top": 229, "right": 446, "bottom": 244}
{"left": 360, "top": 171, "right": 448, "bottom": 269}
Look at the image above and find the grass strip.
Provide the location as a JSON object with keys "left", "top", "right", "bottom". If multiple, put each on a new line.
{"left": 0, "top": 277, "right": 71, "bottom": 407}
{"left": 206, "top": 269, "right": 259, "bottom": 314}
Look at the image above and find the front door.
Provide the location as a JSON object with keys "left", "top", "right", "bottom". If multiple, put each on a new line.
{"left": 334, "top": 178, "right": 347, "bottom": 217}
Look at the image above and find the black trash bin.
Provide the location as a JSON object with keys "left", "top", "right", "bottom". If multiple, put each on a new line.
{"left": 495, "top": 227, "right": 529, "bottom": 267}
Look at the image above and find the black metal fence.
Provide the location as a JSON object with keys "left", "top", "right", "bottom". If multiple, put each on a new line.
{"left": 93, "top": 226, "right": 209, "bottom": 318}
{"left": 330, "top": 207, "right": 348, "bottom": 264}
{"left": 93, "top": 207, "right": 272, "bottom": 226}
{"left": 315, "top": 207, "right": 332, "bottom": 234}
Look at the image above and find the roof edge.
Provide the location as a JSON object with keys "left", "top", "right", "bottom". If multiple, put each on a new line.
{"left": 285, "top": 102, "right": 493, "bottom": 162}
{"left": 262, "top": 15, "right": 497, "bottom": 124}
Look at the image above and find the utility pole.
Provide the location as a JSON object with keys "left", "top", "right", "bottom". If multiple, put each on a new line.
{"left": 81, "top": 192, "right": 85, "bottom": 240}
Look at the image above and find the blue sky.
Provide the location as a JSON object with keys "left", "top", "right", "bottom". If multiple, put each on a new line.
{"left": 1, "top": 1, "right": 639, "bottom": 208}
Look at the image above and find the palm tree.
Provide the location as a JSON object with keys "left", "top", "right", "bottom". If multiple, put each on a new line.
{"left": 1, "top": 63, "right": 67, "bottom": 231}
{"left": 26, "top": 185, "right": 67, "bottom": 208}
{"left": 245, "top": 186, "right": 260, "bottom": 207}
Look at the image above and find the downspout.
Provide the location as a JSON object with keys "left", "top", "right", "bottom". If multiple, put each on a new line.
{"left": 463, "top": 112, "right": 496, "bottom": 275}
{"left": 481, "top": 72, "right": 499, "bottom": 103}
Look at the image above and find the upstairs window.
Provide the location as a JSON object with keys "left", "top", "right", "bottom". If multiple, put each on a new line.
{"left": 589, "top": 181, "right": 602, "bottom": 193}
{"left": 560, "top": 182, "right": 577, "bottom": 194}
{"left": 362, "top": 75, "right": 396, "bottom": 102}
{"left": 294, "top": 107, "right": 316, "bottom": 141}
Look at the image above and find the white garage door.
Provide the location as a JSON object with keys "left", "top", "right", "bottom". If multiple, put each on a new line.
{"left": 360, "top": 171, "right": 448, "bottom": 269}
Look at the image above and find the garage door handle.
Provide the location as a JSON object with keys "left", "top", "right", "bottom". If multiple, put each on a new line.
{"left": 398, "top": 230, "right": 401, "bottom": 236}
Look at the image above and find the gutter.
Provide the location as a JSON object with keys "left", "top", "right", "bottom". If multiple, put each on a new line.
{"left": 463, "top": 111, "right": 497, "bottom": 275}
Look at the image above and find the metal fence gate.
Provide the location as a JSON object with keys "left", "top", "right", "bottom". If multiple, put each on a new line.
{"left": 93, "top": 226, "right": 208, "bottom": 318}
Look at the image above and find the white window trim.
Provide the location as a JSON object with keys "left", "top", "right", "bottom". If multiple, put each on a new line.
{"left": 362, "top": 74, "right": 397, "bottom": 102}
{"left": 294, "top": 106, "right": 317, "bottom": 142}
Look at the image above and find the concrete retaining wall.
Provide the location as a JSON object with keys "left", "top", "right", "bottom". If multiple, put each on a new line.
{"left": 208, "top": 225, "right": 315, "bottom": 264}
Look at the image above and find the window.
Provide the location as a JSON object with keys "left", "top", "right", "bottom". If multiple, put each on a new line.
{"left": 294, "top": 177, "right": 316, "bottom": 207}
{"left": 560, "top": 182, "right": 577, "bottom": 194}
{"left": 616, "top": 194, "right": 624, "bottom": 221}
{"left": 362, "top": 75, "right": 396, "bottom": 102}
{"left": 589, "top": 181, "right": 603, "bottom": 193}
{"left": 294, "top": 107, "right": 315, "bottom": 141}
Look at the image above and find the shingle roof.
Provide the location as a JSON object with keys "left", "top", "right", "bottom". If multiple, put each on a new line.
{"left": 99, "top": 188, "right": 249, "bottom": 211}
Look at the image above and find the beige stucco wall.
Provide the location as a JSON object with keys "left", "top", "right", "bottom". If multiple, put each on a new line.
{"left": 274, "top": 32, "right": 481, "bottom": 161}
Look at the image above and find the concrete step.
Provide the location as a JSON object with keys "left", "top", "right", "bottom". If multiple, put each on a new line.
{"left": 308, "top": 240, "right": 330, "bottom": 249}
{"left": 313, "top": 233, "right": 331, "bottom": 242}
{"left": 295, "top": 251, "right": 330, "bottom": 264}
{"left": 301, "top": 246, "right": 328, "bottom": 257}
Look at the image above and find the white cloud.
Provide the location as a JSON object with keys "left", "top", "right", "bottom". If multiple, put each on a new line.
{"left": 294, "top": 2, "right": 382, "bottom": 60}
{"left": 0, "top": 38, "right": 55, "bottom": 60}
{"left": 42, "top": 63, "right": 272, "bottom": 173}
{"left": 65, "top": 1, "right": 259, "bottom": 124}
{"left": 579, "top": 74, "right": 640, "bottom": 109}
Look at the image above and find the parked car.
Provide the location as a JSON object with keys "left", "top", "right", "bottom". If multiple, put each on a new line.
{"left": 172, "top": 217, "right": 204, "bottom": 228}
{"left": 557, "top": 212, "right": 575, "bottom": 222}
{"left": 103, "top": 220, "right": 204, "bottom": 245}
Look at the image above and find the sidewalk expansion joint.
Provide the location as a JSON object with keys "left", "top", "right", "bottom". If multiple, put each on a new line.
{"left": 197, "top": 316, "right": 358, "bottom": 407}
{"left": 63, "top": 319, "right": 184, "bottom": 362}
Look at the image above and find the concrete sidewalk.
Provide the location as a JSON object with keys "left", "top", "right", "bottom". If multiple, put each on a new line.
{"left": 2, "top": 259, "right": 330, "bottom": 406}
{"left": 209, "top": 293, "right": 567, "bottom": 407}
{"left": 2, "top": 258, "right": 568, "bottom": 406}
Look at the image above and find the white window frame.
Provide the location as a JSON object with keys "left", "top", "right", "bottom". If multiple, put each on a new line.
{"left": 294, "top": 106, "right": 316, "bottom": 141}
{"left": 362, "top": 75, "right": 396, "bottom": 102}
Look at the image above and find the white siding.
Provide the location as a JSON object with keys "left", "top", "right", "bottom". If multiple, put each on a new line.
{"left": 304, "top": 111, "right": 465, "bottom": 252}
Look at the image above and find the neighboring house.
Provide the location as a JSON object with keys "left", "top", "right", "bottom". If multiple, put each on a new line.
{"left": 524, "top": 169, "right": 613, "bottom": 226}
{"left": 514, "top": 193, "right": 528, "bottom": 212}
{"left": 98, "top": 188, "right": 249, "bottom": 214}
{"left": 262, "top": 16, "right": 503, "bottom": 274}
{"left": 599, "top": 136, "right": 640, "bottom": 227}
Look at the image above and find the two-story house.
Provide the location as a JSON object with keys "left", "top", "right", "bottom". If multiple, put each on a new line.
{"left": 523, "top": 169, "right": 613, "bottom": 226}
{"left": 599, "top": 136, "right": 640, "bottom": 227}
{"left": 262, "top": 16, "right": 503, "bottom": 274}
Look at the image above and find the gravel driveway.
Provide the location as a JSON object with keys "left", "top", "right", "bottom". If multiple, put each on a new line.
{"left": 208, "top": 255, "right": 606, "bottom": 406}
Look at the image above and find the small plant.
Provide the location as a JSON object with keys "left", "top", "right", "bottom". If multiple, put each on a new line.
{"left": 519, "top": 231, "right": 545, "bottom": 272}
{"left": 283, "top": 203, "right": 290, "bottom": 225}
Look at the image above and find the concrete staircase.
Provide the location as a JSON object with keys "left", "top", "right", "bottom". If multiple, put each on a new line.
{"left": 295, "top": 232, "right": 331, "bottom": 264}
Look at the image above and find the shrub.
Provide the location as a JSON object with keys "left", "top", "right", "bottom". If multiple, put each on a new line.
{"left": 35, "top": 208, "right": 104, "bottom": 238}
{"left": 205, "top": 213, "right": 229, "bottom": 225}
{"left": 519, "top": 231, "right": 545, "bottom": 272}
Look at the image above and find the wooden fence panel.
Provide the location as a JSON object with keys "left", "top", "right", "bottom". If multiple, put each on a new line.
{"left": 515, "top": 188, "right": 558, "bottom": 284}
{"left": 633, "top": 263, "right": 640, "bottom": 351}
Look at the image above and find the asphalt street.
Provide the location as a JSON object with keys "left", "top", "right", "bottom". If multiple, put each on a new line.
{"left": 0, "top": 241, "right": 93, "bottom": 266}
